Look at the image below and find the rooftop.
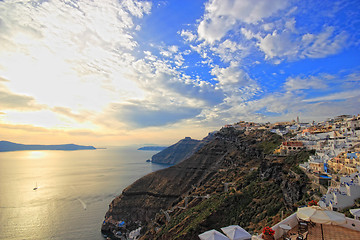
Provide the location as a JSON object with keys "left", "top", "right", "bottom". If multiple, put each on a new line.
{"left": 283, "top": 141, "right": 304, "bottom": 147}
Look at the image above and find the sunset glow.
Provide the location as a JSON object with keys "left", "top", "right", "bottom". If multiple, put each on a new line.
{"left": 1, "top": 0, "right": 359, "bottom": 146}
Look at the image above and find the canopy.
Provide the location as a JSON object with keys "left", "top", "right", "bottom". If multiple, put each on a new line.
{"left": 199, "top": 229, "right": 230, "bottom": 240}
{"left": 221, "top": 225, "right": 252, "bottom": 240}
{"left": 297, "top": 206, "right": 346, "bottom": 225}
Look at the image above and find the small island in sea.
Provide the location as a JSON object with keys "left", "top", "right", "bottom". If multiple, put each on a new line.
{"left": 0, "top": 140, "right": 96, "bottom": 152}
{"left": 137, "top": 146, "right": 167, "bottom": 151}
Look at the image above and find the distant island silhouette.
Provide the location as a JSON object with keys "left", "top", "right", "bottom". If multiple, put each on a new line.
{"left": 0, "top": 141, "right": 96, "bottom": 152}
{"left": 137, "top": 146, "right": 168, "bottom": 151}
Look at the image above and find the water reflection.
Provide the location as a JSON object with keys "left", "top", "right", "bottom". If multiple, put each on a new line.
{"left": 27, "top": 151, "right": 47, "bottom": 159}
{"left": 0, "top": 147, "right": 169, "bottom": 240}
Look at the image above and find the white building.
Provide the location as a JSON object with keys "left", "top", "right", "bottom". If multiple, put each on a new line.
{"left": 320, "top": 172, "right": 360, "bottom": 211}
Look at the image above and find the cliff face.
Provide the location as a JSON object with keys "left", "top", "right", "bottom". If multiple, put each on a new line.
{"left": 102, "top": 128, "right": 314, "bottom": 239}
{"left": 103, "top": 134, "right": 221, "bottom": 225}
{"left": 150, "top": 135, "right": 211, "bottom": 165}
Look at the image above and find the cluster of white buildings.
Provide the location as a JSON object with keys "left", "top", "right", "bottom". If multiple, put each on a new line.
{"left": 224, "top": 115, "right": 360, "bottom": 211}
{"left": 320, "top": 173, "right": 360, "bottom": 211}
{"left": 281, "top": 114, "right": 360, "bottom": 211}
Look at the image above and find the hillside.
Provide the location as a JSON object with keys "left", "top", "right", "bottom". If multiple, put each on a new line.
{"left": 0, "top": 141, "right": 96, "bottom": 152}
{"left": 150, "top": 135, "right": 213, "bottom": 165}
{"left": 102, "top": 128, "right": 315, "bottom": 239}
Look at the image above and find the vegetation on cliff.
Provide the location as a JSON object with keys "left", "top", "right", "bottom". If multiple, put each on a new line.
{"left": 141, "top": 129, "right": 314, "bottom": 239}
{"left": 103, "top": 127, "right": 316, "bottom": 239}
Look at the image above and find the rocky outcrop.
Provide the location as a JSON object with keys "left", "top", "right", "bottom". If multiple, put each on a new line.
{"left": 102, "top": 128, "right": 314, "bottom": 239}
{"left": 150, "top": 134, "right": 214, "bottom": 165}
{"left": 103, "top": 133, "right": 222, "bottom": 230}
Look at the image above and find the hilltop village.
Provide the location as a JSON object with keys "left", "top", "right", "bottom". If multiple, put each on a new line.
{"left": 226, "top": 114, "right": 360, "bottom": 209}
{"left": 102, "top": 114, "right": 360, "bottom": 240}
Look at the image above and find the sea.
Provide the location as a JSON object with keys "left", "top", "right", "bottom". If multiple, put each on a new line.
{"left": 0, "top": 146, "right": 170, "bottom": 240}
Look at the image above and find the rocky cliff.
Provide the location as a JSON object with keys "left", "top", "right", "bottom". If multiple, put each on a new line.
{"left": 102, "top": 128, "right": 315, "bottom": 239}
{"left": 150, "top": 134, "right": 214, "bottom": 165}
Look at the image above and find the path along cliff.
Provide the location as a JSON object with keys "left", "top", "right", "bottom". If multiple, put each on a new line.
{"left": 102, "top": 127, "right": 315, "bottom": 239}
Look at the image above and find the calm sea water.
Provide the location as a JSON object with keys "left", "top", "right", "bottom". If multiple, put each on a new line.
{"left": 0, "top": 146, "right": 169, "bottom": 240}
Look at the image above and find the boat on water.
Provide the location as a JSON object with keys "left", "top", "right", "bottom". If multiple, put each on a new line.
{"left": 33, "top": 182, "right": 38, "bottom": 190}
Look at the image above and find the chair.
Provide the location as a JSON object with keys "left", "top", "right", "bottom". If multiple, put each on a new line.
{"left": 298, "top": 221, "right": 308, "bottom": 234}
{"left": 296, "top": 231, "right": 308, "bottom": 240}
{"left": 308, "top": 221, "right": 316, "bottom": 228}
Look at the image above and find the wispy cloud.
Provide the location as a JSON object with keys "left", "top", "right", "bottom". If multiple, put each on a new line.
{"left": 303, "top": 90, "right": 360, "bottom": 102}
{"left": 0, "top": 0, "right": 359, "bottom": 144}
{"left": 197, "top": 0, "right": 289, "bottom": 43}
{"left": 284, "top": 76, "right": 328, "bottom": 91}
{"left": 109, "top": 101, "right": 202, "bottom": 128}
{"left": 0, "top": 81, "right": 43, "bottom": 110}
{"left": 0, "top": 0, "right": 152, "bottom": 111}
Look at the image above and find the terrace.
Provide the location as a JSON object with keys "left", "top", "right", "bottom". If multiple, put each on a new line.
{"left": 255, "top": 213, "right": 360, "bottom": 240}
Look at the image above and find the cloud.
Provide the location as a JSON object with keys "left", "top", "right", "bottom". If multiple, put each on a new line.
{"left": 0, "top": 82, "right": 42, "bottom": 110}
{"left": 129, "top": 56, "right": 224, "bottom": 107}
{"left": 0, "top": 123, "right": 50, "bottom": 133}
{"left": 211, "top": 62, "right": 250, "bottom": 87}
{"left": 197, "top": 0, "right": 289, "bottom": 43}
{"left": 285, "top": 76, "right": 328, "bottom": 91}
{"left": 257, "top": 30, "right": 298, "bottom": 60}
{"left": 210, "top": 39, "right": 249, "bottom": 63}
{"left": 212, "top": 69, "right": 360, "bottom": 124}
{"left": 300, "top": 27, "right": 348, "bottom": 58}
{"left": 0, "top": 122, "right": 111, "bottom": 140}
{"left": 180, "top": 30, "right": 197, "bottom": 42}
{"left": 197, "top": 14, "right": 235, "bottom": 44}
{"left": 303, "top": 90, "right": 360, "bottom": 103}
{"left": 0, "top": 0, "right": 152, "bottom": 111}
{"left": 255, "top": 26, "right": 348, "bottom": 62}
{"left": 0, "top": 0, "right": 359, "bottom": 144}
{"left": 109, "top": 101, "right": 202, "bottom": 128}
{"left": 159, "top": 45, "right": 179, "bottom": 57}
{"left": 193, "top": 0, "right": 352, "bottom": 64}
{"left": 52, "top": 106, "right": 93, "bottom": 122}
{"left": 120, "top": 0, "right": 152, "bottom": 18}
{"left": 300, "top": 97, "right": 360, "bottom": 120}
{"left": 282, "top": 71, "right": 360, "bottom": 107}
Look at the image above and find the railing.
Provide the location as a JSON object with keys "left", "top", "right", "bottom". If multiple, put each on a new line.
{"left": 256, "top": 213, "right": 298, "bottom": 240}
{"left": 256, "top": 215, "right": 360, "bottom": 240}
{"left": 340, "top": 217, "right": 360, "bottom": 232}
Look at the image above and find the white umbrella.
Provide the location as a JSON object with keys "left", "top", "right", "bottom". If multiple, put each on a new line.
{"left": 297, "top": 206, "right": 346, "bottom": 240}
{"left": 297, "top": 206, "right": 346, "bottom": 225}
{"left": 221, "top": 225, "right": 252, "bottom": 240}
{"left": 199, "top": 229, "right": 230, "bottom": 240}
{"left": 350, "top": 208, "right": 360, "bottom": 219}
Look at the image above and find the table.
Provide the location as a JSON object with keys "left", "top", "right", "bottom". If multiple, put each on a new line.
{"left": 279, "top": 224, "right": 292, "bottom": 239}
{"left": 279, "top": 224, "right": 292, "bottom": 231}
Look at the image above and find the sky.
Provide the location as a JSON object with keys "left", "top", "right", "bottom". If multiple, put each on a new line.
{"left": 0, "top": 0, "right": 359, "bottom": 146}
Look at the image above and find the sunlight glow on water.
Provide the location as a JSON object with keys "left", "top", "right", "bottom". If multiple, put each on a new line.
{"left": 0, "top": 147, "right": 169, "bottom": 240}
{"left": 26, "top": 151, "right": 47, "bottom": 159}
